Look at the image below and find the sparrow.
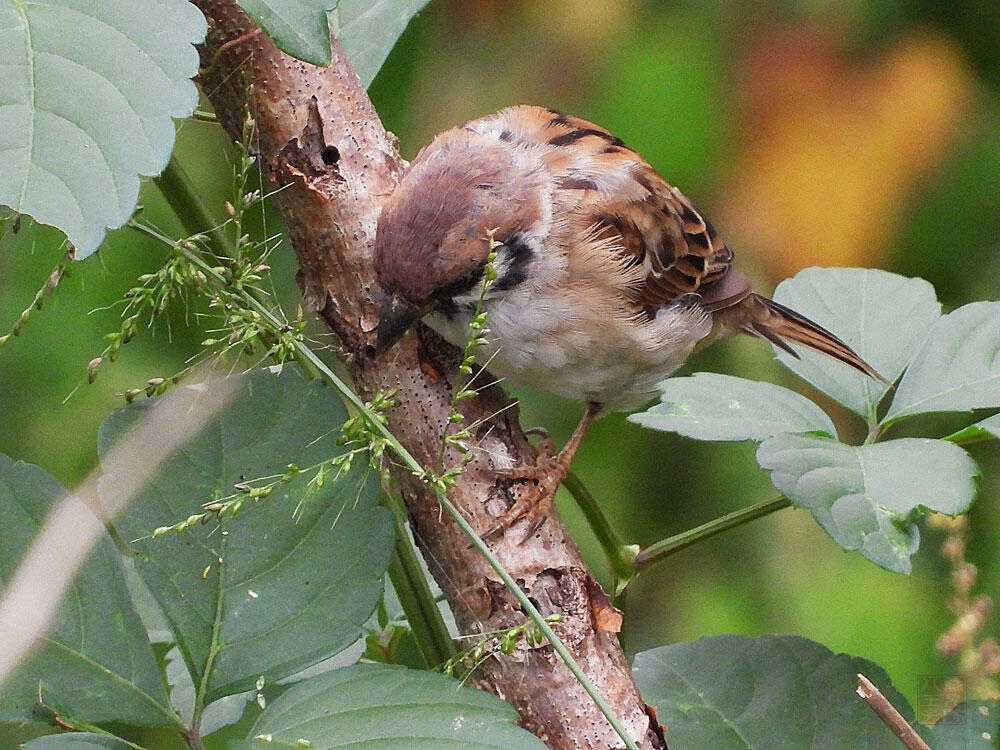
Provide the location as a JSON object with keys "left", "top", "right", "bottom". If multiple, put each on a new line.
{"left": 374, "top": 105, "right": 880, "bottom": 534}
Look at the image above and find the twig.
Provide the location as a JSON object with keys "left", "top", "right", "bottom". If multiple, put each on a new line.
{"left": 635, "top": 495, "right": 791, "bottom": 568}
{"left": 857, "top": 673, "right": 932, "bottom": 750}
{"left": 384, "top": 491, "right": 457, "bottom": 667}
{"left": 562, "top": 471, "right": 638, "bottom": 596}
{"left": 189, "top": 3, "right": 661, "bottom": 744}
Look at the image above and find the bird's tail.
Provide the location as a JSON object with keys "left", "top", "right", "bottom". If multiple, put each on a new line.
{"left": 739, "top": 293, "right": 886, "bottom": 382}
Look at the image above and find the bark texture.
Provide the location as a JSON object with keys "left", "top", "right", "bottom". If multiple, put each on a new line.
{"left": 191, "top": 3, "right": 665, "bottom": 747}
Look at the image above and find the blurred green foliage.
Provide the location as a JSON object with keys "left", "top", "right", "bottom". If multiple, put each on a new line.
{"left": 2, "top": 0, "right": 998, "bottom": 739}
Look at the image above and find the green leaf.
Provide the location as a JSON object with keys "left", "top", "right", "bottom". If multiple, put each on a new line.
{"left": 0, "top": 456, "right": 174, "bottom": 727}
{"left": 236, "top": 1, "right": 337, "bottom": 66}
{"left": 99, "top": 366, "right": 394, "bottom": 703}
{"left": 927, "top": 700, "right": 998, "bottom": 749}
{"left": 886, "top": 301, "right": 1000, "bottom": 423}
{"left": 0, "top": 0, "right": 206, "bottom": 257}
{"left": 756, "top": 435, "right": 977, "bottom": 573}
{"left": 633, "top": 634, "right": 913, "bottom": 750}
{"left": 629, "top": 372, "right": 837, "bottom": 441}
{"left": 772, "top": 268, "right": 940, "bottom": 420}
{"left": 332, "top": 0, "right": 432, "bottom": 87}
{"left": 22, "top": 734, "right": 134, "bottom": 750}
{"left": 239, "top": 0, "right": 430, "bottom": 75}
{"left": 945, "top": 412, "right": 1000, "bottom": 443}
{"left": 246, "top": 664, "right": 547, "bottom": 749}
{"left": 974, "top": 412, "right": 1000, "bottom": 437}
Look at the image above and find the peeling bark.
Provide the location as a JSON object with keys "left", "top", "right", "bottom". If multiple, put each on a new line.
{"left": 190, "top": 3, "right": 665, "bottom": 747}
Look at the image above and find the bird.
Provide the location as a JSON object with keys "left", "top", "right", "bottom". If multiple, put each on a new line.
{"left": 373, "top": 105, "right": 881, "bottom": 536}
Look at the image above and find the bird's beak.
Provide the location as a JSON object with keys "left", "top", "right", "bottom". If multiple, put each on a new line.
{"left": 375, "top": 293, "right": 424, "bottom": 355}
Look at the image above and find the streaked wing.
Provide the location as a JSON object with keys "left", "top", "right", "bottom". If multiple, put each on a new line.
{"left": 464, "top": 105, "right": 750, "bottom": 315}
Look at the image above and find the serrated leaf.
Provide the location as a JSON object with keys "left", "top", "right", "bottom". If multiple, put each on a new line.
{"left": 0, "top": 456, "right": 173, "bottom": 727}
{"left": 237, "top": 0, "right": 337, "bottom": 66}
{"left": 246, "top": 664, "right": 547, "bottom": 749}
{"left": 772, "top": 268, "right": 940, "bottom": 420}
{"left": 0, "top": 0, "right": 206, "bottom": 256}
{"left": 634, "top": 634, "right": 913, "bottom": 750}
{"left": 757, "top": 435, "right": 977, "bottom": 573}
{"left": 629, "top": 372, "right": 837, "bottom": 441}
{"left": 99, "top": 366, "right": 394, "bottom": 703}
{"left": 332, "top": 0, "right": 431, "bottom": 86}
{"left": 22, "top": 734, "right": 134, "bottom": 750}
{"left": 927, "top": 700, "right": 998, "bottom": 749}
{"left": 886, "top": 301, "right": 1000, "bottom": 422}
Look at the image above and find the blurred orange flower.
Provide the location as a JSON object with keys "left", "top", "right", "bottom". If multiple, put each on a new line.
{"left": 722, "top": 26, "right": 974, "bottom": 277}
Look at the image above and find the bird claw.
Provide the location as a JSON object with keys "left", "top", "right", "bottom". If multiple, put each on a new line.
{"left": 483, "top": 447, "right": 570, "bottom": 543}
{"left": 494, "top": 432, "right": 556, "bottom": 480}
{"left": 523, "top": 426, "right": 552, "bottom": 441}
{"left": 482, "top": 404, "right": 601, "bottom": 544}
{"left": 481, "top": 482, "right": 555, "bottom": 544}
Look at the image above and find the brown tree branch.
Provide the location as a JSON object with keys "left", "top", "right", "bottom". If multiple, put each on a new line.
{"left": 190, "top": 3, "right": 665, "bottom": 747}
{"left": 856, "top": 674, "right": 932, "bottom": 750}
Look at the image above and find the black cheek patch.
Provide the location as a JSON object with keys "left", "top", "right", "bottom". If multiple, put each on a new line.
{"left": 493, "top": 233, "right": 534, "bottom": 291}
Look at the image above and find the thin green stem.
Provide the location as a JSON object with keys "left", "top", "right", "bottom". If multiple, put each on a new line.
{"left": 562, "top": 471, "right": 638, "bottom": 595}
{"left": 428, "top": 491, "right": 642, "bottom": 749}
{"left": 635, "top": 495, "right": 792, "bottom": 569}
{"left": 132, "top": 224, "right": 639, "bottom": 749}
{"left": 0, "top": 245, "right": 73, "bottom": 348}
{"left": 864, "top": 423, "right": 883, "bottom": 445}
{"left": 150, "top": 158, "right": 321, "bottom": 383}
{"left": 189, "top": 533, "right": 229, "bottom": 741}
{"left": 155, "top": 156, "right": 236, "bottom": 259}
{"left": 384, "top": 492, "right": 457, "bottom": 667}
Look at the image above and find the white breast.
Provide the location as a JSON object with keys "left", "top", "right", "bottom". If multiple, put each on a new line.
{"left": 426, "top": 285, "right": 712, "bottom": 410}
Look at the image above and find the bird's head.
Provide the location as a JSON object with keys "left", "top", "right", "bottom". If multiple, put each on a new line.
{"left": 373, "top": 134, "right": 548, "bottom": 354}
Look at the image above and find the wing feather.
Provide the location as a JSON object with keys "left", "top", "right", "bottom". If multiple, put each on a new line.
{"left": 464, "top": 105, "right": 750, "bottom": 316}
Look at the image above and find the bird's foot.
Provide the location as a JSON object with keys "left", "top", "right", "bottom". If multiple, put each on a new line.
{"left": 482, "top": 433, "right": 571, "bottom": 542}
{"left": 481, "top": 403, "right": 601, "bottom": 543}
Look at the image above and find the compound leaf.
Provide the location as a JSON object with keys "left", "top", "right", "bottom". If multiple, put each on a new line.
{"left": 771, "top": 268, "right": 940, "bottom": 421}
{"left": 886, "top": 301, "right": 1000, "bottom": 422}
{"left": 756, "top": 434, "right": 976, "bottom": 573}
{"left": 332, "top": 0, "right": 431, "bottom": 86}
{"left": 246, "top": 664, "right": 546, "bottom": 749}
{"left": 0, "top": 455, "right": 173, "bottom": 727}
{"left": 236, "top": 0, "right": 337, "bottom": 65}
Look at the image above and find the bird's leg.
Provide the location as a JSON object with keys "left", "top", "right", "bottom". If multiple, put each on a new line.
{"left": 484, "top": 401, "right": 601, "bottom": 541}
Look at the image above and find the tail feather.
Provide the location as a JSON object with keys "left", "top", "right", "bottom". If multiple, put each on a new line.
{"left": 741, "top": 294, "right": 887, "bottom": 382}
